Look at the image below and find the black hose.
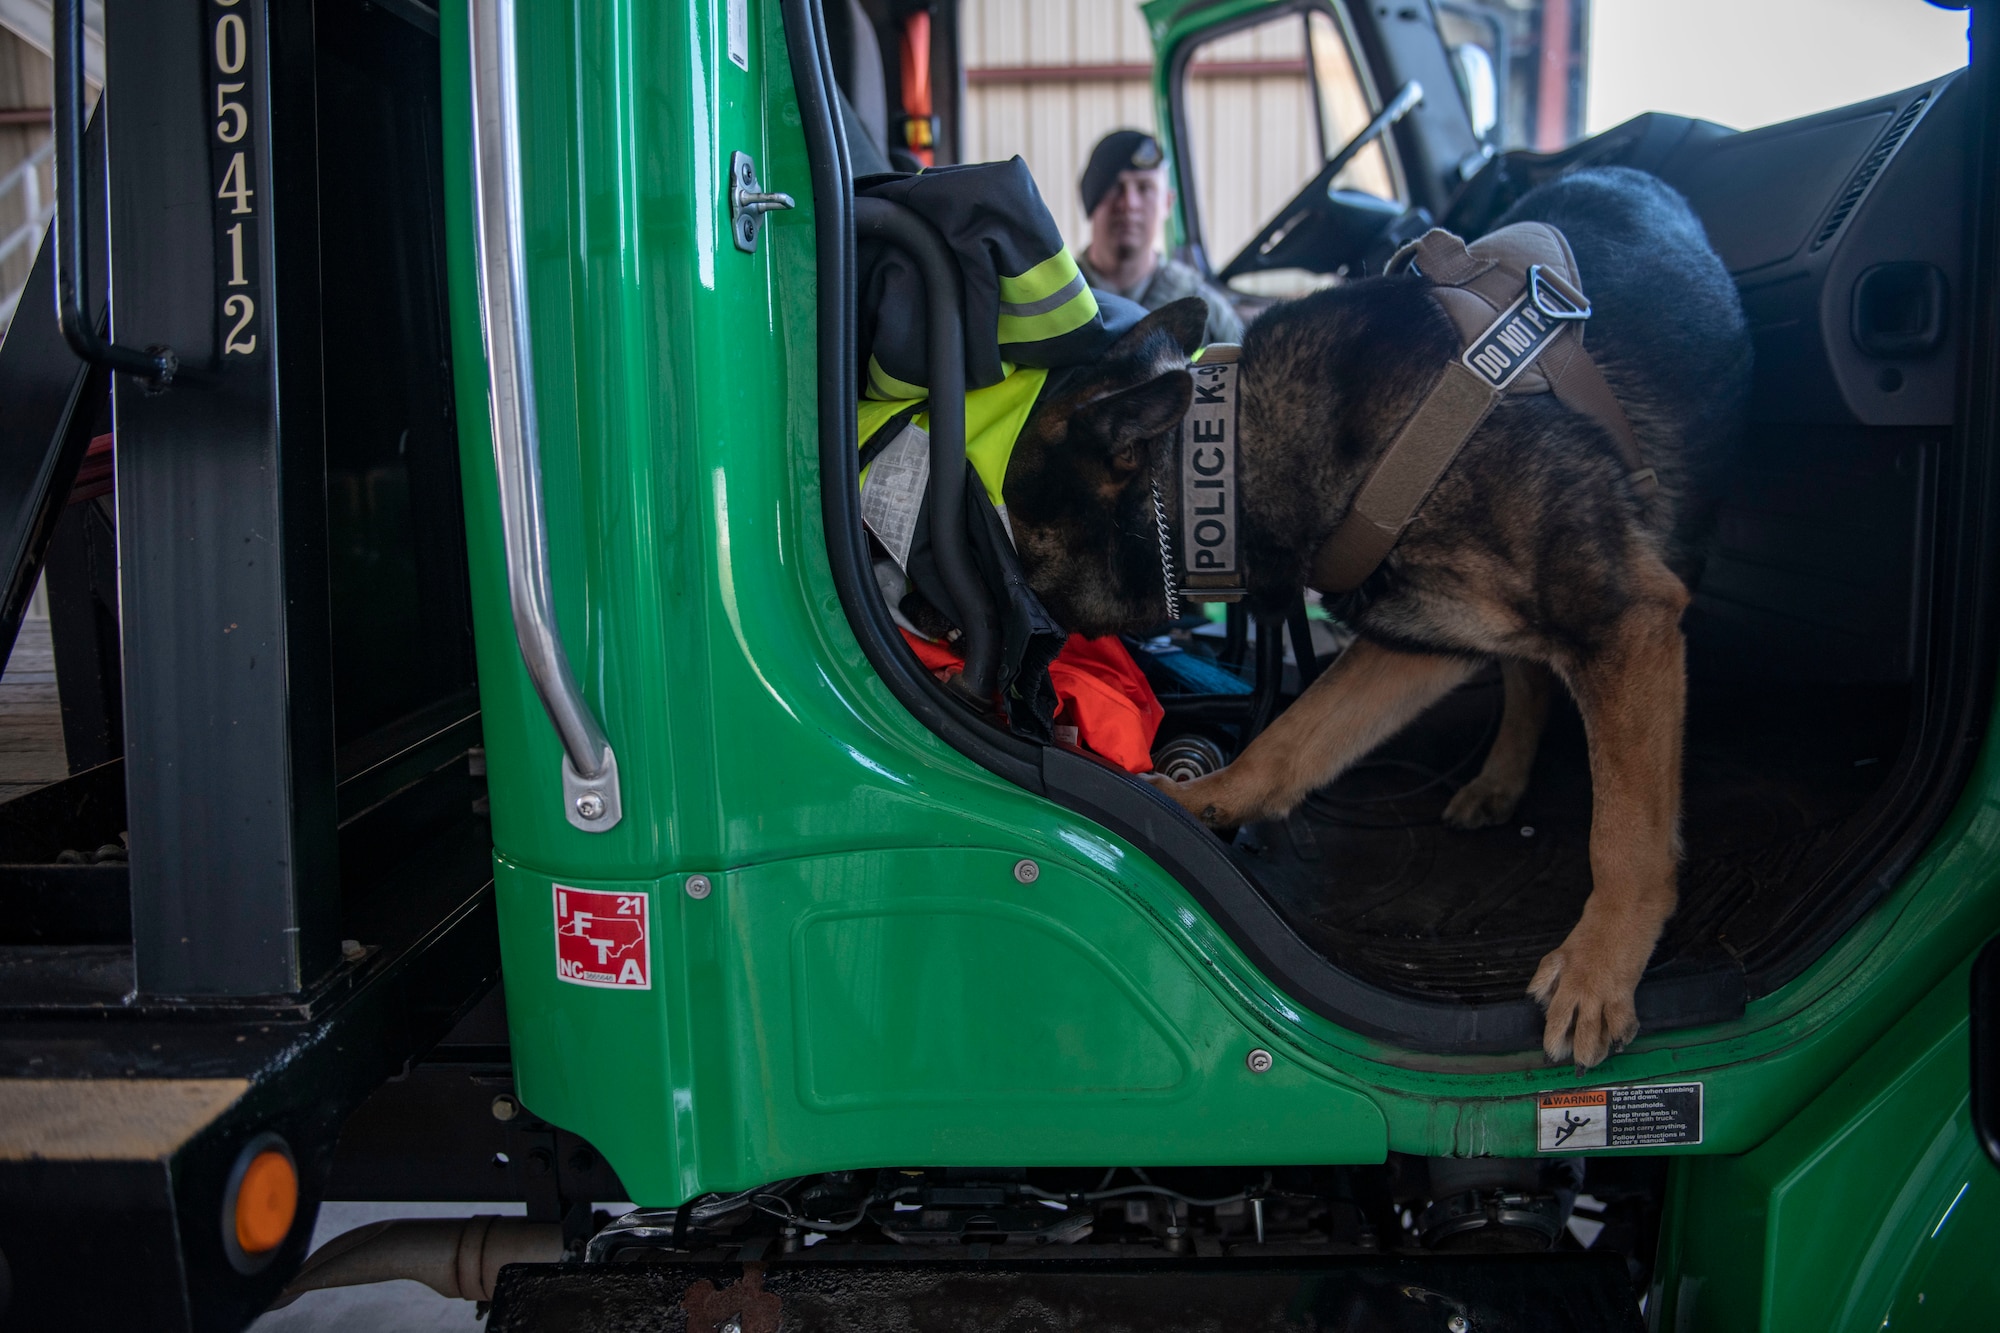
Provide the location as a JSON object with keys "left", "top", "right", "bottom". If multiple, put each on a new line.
{"left": 1287, "top": 594, "right": 1322, "bottom": 689}
{"left": 781, "top": 0, "right": 1038, "bottom": 785}
{"left": 1223, "top": 601, "right": 1249, "bottom": 669}
{"left": 851, "top": 197, "right": 1000, "bottom": 704}
{"left": 1245, "top": 612, "right": 1285, "bottom": 742}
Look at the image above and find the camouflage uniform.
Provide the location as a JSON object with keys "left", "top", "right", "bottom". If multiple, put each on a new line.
{"left": 1078, "top": 251, "right": 1245, "bottom": 346}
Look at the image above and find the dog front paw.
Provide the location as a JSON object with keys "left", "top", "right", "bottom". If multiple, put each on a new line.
{"left": 1528, "top": 934, "right": 1645, "bottom": 1070}
{"left": 1145, "top": 771, "right": 1241, "bottom": 829}
{"left": 1442, "top": 775, "right": 1526, "bottom": 830}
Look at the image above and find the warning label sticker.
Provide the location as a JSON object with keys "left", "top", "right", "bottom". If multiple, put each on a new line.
{"left": 1537, "top": 1083, "right": 1702, "bottom": 1151}
{"left": 859, "top": 424, "right": 930, "bottom": 571}
{"left": 553, "top": 885, "right": 650, "bottom": 990}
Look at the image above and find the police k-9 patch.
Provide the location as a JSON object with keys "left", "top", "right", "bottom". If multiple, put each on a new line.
{"left": 1180, "top": 347, "right": 1241, "bottom": 593}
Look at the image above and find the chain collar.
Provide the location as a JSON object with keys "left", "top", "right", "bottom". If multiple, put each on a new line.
{"left": 1150, "top": 479, "right": 1182, "bottom": 622}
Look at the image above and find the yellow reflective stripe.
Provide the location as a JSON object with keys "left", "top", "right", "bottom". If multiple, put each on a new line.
{"left": 857, "top": 395, "right": 922, "bottom": 448}
{"left": 997, "top": 249, "right": 1098, "bottom": 345}
{"left": 854, "top": 368, "right": 1048, "bottom": 510}
{"left": 996, "top": 249, "right": 1083, "bottom": 305}
{"left": 997, "top": 285, "right": 1098, "bottom": 345}
{"left": 866, "top": 355, "right": 928, "bottom": 402}
{"left": 964, "top": 367, "right": 1047, "bottom": 507}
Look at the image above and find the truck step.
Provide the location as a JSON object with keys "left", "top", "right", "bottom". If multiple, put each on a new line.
{"left": 487, "top": 1253, "right": 1645, "bottom": 1332}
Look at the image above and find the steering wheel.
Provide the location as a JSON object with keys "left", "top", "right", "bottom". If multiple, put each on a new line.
{"left": 1217, "top": 79, "right": 1425, "bottom": 284}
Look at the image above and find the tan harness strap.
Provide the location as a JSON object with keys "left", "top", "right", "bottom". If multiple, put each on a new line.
{"left": 1540, "top": 335, "right": 1653, "bottom": 491}
{"left": 1310, "top": 361, "right": 1498, "bottom": 595}
{"left": 1307, "top": 224, "right": 1654, "bottom": 595}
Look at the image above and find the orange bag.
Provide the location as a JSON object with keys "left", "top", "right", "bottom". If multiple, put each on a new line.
{"left": 898, "top": 630, "right": 1163, "bottom": 773}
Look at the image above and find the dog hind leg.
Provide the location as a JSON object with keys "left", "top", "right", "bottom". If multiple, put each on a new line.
{"left": 1530, "top": 556, "right": 1690, "bottom": 1068}
{"left": 1443, "top": 658, "right": 1555, "bottom": 830}
{"left": 1149, "top": 639, "right": 1477, "bottom": 829}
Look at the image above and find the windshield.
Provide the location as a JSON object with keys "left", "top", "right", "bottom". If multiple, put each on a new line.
{"left": 1584, "top": 0, "right": 1968, "bottom": 137}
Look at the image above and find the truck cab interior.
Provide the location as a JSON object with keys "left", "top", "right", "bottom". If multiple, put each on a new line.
{"left": 809, "top": 0, "right": 1994, "bottom": 1055}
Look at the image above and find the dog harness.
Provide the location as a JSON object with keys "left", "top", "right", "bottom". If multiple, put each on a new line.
{"left": 1308, "top": 222, "right": 1653, "bottom": 595}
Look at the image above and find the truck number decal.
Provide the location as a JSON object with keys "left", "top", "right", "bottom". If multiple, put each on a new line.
{"left": 207, "top": 0, "right": 260, "bottom": 360}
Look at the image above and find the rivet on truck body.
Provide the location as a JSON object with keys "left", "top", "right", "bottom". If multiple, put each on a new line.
{"left": 1013, "top": 859, "right": 1040, "bottom": 884}
{"left": 1246, "top": 1048, "right": 1274, "bottom": 1074}
{"left": 685, "top": 874, "right": 713, "bottom": 900}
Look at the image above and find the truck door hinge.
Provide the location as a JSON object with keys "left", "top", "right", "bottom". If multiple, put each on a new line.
{"left": 729, "top": 150, "right": 794, "bottom": 253}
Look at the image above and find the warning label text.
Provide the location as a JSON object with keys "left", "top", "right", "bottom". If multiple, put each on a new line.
{"left": 1538, "top": 1082, "right": 1701, "bottom": 1151}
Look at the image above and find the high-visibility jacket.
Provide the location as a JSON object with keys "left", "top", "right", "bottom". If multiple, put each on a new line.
{"left": 857, "top": 158, "right": 1110, "bottom": 400}
{"left": 853, "top": 162, "right": 1164, "bottom": 765}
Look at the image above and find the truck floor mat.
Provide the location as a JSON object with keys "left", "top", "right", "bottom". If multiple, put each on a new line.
{"left": 1230, "top": 670, "right": 1909, "bottom": 1006}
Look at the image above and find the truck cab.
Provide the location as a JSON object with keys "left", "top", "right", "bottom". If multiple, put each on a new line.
{"left": 0, "top": 0, "right": 1995, "bottom": 1329}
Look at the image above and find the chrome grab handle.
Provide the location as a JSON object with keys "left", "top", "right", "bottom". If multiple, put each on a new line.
{"left": 53, "top": 0, "right": 175, "bottom": 387}
{"left": 468, "top": 0, "right": 620, "bottom": 832}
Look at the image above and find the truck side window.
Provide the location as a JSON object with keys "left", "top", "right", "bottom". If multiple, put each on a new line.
{"left": 1178, "top": 5, "right": 1397, "bottom": 297}
{"left": 1305, "top": 10, "right": 1397, "bottom": 200}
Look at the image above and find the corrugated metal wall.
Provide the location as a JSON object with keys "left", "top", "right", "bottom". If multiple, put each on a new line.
{"left": 1180, "top": 19, "right": 1317, "bottom": 271}
{"left": 961, "top": 0, "right": 1330, "bottom": 266}
{"left": 959, "top": 0, "right": 1158, "bottom": 253}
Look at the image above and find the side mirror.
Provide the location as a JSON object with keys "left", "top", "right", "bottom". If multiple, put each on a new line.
{"left": 1976, "top": 936, "right": 1999, "bottom": 1169}
{"left": 1451, "top": 42, "right": 1500, "bottom": 144}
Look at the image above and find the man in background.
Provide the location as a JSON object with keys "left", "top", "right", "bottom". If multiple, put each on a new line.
{"left": 1076, "top": 130, "right": 1243, "bottom": 345}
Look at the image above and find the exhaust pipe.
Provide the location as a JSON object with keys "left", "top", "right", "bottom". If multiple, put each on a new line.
{"left": 268, "top": 1215, "right": 563, "bottom": 1308}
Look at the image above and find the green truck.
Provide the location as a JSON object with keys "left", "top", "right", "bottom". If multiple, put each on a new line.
{"left": 0, "top": 0, "right": 1995, "bottom": 1328}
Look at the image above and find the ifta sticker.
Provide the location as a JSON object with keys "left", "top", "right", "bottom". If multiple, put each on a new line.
{"left": 1537, "top": 1083, "right": 1702, "bottom": 1151}
{"left": 553, "top": 885, "right": 650, "bottom": 989}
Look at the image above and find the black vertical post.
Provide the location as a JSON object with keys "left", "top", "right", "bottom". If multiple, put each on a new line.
{"left": 1245, "top": 612, "right": 1286, "bottom": 743}
{"left": 1286, "top": 594, "right": 1322, "bottom": 690}
{"left": 46, "top": 490, "right": 126, "bottom": 773}
{"left": 930, "top": 1, "right": 964, "bottom": 166}
{"left": 108, "top": 0, "right": 338, "bottom": 996}
{"left": 1223, "top": 601, "right": 1249, "bottom": 669}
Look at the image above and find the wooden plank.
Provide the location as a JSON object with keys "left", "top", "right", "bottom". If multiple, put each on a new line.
{"left": 0, "top": 1078, "right": 248, "bottom": 1160}
{"left": 0, "top": 613, "right": 68, "bottom": 803}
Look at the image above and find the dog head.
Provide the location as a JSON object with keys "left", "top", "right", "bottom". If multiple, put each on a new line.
{"left": 1003, "top": 296, "right": 1209, "bottom": 638}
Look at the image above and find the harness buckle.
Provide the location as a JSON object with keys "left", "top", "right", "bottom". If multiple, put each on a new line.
{"left": 1528, "top": 264, "right": 1591, "bottom": 322}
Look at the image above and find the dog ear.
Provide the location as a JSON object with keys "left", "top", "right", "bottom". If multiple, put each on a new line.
{"left": 1107, "top": 296, "right": 1213, "bottom": 359}
{"left": 1073, "top": 369, "right": 1194, "bottom": 477}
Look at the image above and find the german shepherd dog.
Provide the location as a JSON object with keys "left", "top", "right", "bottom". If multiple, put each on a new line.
{"left": 1000, "top": 168, "right": 1751, "bottom": 1068}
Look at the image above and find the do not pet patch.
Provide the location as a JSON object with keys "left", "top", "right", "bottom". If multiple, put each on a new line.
{"left": 554, "top": 885, "right": 651, "bottom": 989}
{"left": 1537, "top": 1083, "right": 1702, "bottom": 1151}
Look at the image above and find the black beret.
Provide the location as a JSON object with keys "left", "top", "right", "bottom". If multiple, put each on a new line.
{"left": 1079, "top": 130, "right": 1165, "bottom": 217}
